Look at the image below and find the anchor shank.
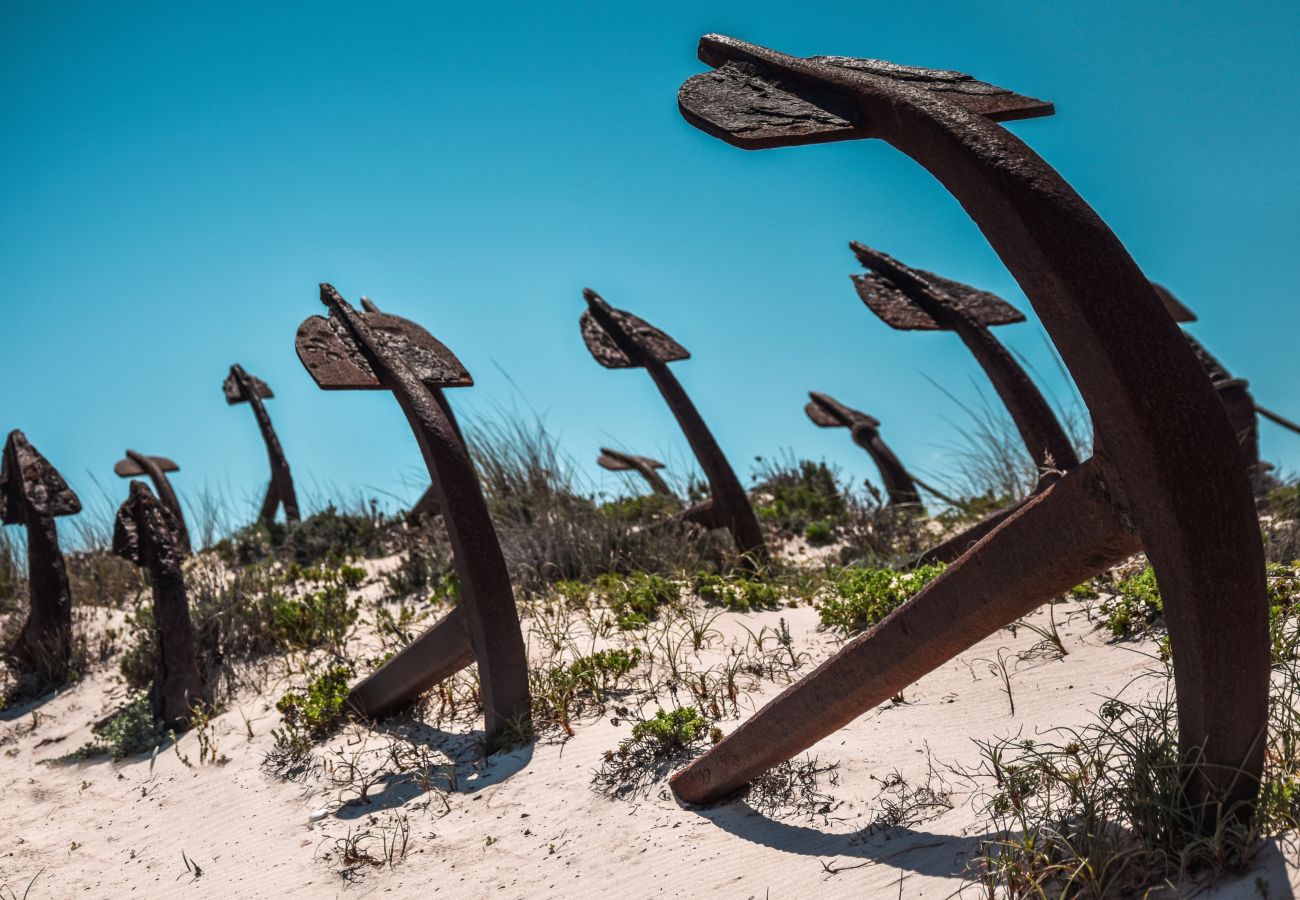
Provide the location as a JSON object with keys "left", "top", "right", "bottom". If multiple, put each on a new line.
{"left": 642, "top": 356, "right": 766, "bottom": 562}
{"left": 331, "top": 301, "right": 529, "bottom": 732}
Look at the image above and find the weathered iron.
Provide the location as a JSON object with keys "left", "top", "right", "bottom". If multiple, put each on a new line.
{"left": 359, "top": 297, "right": 466, "bottom": 525}
{"left": 850, "top": 241, "right": 1079, "bottom": 476}
{"left": 597, "top": 447, "right": 672, "bottom": 496}
{"left": 805, "top": 392, "right": 924, "bottom": 507}
{"left": 114, "top": 451, "right": 191, "bottom": 556}
{"left": 224, "top": 364, "right": 300, "bottom": 524}
{"left": 581, "top": 289, "right": 768, "bottom": 564}
{"left": 0, "top": 430, "right": 79, "bottom": 680}
{"left": 112, "top": 480, "right": 206, "bottom": 728}
{"left": 672, "top": 36, "right": 1268, "bottom": 824}
{"left": 296, "top": 285, "right": 529, "bottom": 738}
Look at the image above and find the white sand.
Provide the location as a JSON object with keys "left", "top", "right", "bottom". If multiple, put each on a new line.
{"left": 3, "top": 564, "right": 1296, "bottom": 898}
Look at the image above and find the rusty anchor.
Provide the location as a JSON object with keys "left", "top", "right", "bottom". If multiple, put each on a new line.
{"left": 671, "top": 36, "right": 1268, "bottom": 823}
{"left": 112, "top": 481, "right": 207, "bottom": 728}
{"left": 597, "top": 448, "right": 673, "bottom": 496}
{"left": 804, "top": 391, "right": 961, "bottom": 509}
{"left": 850, "top": 241, "right": 1080, "bottom": 478}
{"left": 114, "top": 451, "right": 191, "bottom": 556}
{"left": 357, "top": 297, "right": 467, "bottom": 525}
{"left": 0, "top": 430, "right": 80, "bottom": 681}
{"left": 296, "top": 284, "right": 530, "bottom": 739}
{"left": 581, "top": 289, "right": 768, "bottom": 564}
{"left": 224, "top": 365, "right": 300, "bottom": 525}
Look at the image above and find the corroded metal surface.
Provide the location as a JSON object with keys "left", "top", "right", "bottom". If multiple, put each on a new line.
{"left": 597, "top": 448, "right": 672, "bottom": 496}
{"left": 851, "top": 241, "right": 1079, "bottom": 474}
{"left": 112, "top": 481, "right": 206, "bottom": 728}
{"left": 804, "top": 392, "right": 921, "bottom": 507}
{"left": 296, "top": 285, "right": 529, "bottom": 739}
{"left": 678, "top": 55, "right": 1052, "bottom": 150}
{"left": 670, "top": 36, "right": 1268, "bottom": 825}
{"left": 580, "top": 288, "right": 768, "bottom": 564}
{"left": 115, "top": 450, "right": 191, "bottom": 556}
{"left": 0, "top": 430, "right": 79, "bottom": 680}
{"left": 359, "top": 297, "right": 467, "bottom": 526}
{"left": 225, "top": 364, "right": 300, "bottom": 524}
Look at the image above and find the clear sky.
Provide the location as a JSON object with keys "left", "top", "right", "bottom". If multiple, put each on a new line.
{"left": 3, "top": 1, "right": 1298, "bottom": 535}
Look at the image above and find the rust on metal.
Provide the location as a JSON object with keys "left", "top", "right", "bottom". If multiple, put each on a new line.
{"left": 804, "top": 392, "right": 925, "bottom": 507}
{"left": 580, "top": 289, "right": 768, "bottom": 564}
{"left": 850, "top": 241, "right": 1080, "bottom": 475}
{"left": 597, "top": 447, "right": 672, "bottom": 496}
{"left": 224, "top": 364, "right": 300, "bottom": 524}
{"left": 112, "top": 480, "right": 206, "bottom": 728}
{"left": 0, "top": 430, "right": 79, "bottom": 681}
{"left": 114, "top": 450, "right": 191, "bottom": 556}
{"left": 296, "top": 285, "right": 529, "bottom": 739}
{"left": 671, "top": 36, "right": 1268, "bottom": 826}
{"left": 359, "top": 297, "right": 467, "bottom": 525}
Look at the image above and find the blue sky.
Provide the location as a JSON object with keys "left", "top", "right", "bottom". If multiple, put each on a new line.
{"left": 3, "top": 1, "right": 1297, "bottom": 535}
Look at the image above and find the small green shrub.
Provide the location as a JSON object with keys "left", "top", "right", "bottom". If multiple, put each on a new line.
{"left": 269, "top": 582, "right": 358, "bottom": 653}
{"left": 803, "top": 519, "right": 834, "bottom": 545}
{"left": 753, "top": 458, "right": 846, "bottom": 538}
{"left": 215, "top": 504, "right": 392, "bottom": 567}
{"left": 275, "top": 664, "right": 355, "bottom": 739}
{"left": 816, "top": 564, "right": 946, "bottom": 635}
{"left": 592, "top": 705, "right": 719, "bottom": 798}
{"left": 1100, "top": 567, "right": 1163, "bottom": 638}
{"left": 695, "top": 572, "right": 781, "bottom": 612}
{"left": 593, "top": 572, "right": 679, "bottom": 630}
{"left": 72, "top": 694, "right": 160, "bottom": 760}
{"left": 631, "top": 707, "right": 709, "bottom": 753}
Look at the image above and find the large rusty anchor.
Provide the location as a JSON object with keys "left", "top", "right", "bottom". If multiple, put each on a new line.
{"left": 597, "top": 448, "right": 672, "bottom": 497}
{"left": 805, "top": 391, "right": 959, "bottom": 508}
{"left": 296, "top": 285, "right": 530, "bottom": 739}
{"left": 1, "top": 431, "right": 80, "bottom": 681}
{"left": 357, "top": 297, "right": 468, "bottom": 525}
{"left": 581, "top": 289, "right": 768, "bottom": 564}
{"left": 114, "top": 450, "right": 191, "bottom": 556}
{"left": 672, "top": 36, "right": 1268, "bottom": 822}
{"left": 112, "top": 481, "right": 207, "bottom": 729}
{"left": 850, "top": 241, "right": 1079, "bottom": 477}
{"left": 224, "top": 365, "right": 300, "bottom": 525}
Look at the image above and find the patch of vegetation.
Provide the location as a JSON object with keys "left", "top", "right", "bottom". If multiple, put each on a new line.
{"left": 266, "top": 664, "right": 356, "bottom": 777}
{"left": 1099, "top": 566, "right": 1163, "bottom": 639}
{"left": 383, "top": 541, "right": 457, "bottom": 601}
{"left": 1267, "top": 482, "right": 1300, "bottom": 521}
{"left": 753, "top": 457, "right": 846, "bottom": 539}
{"left": 592, "top": 706, "right": 719, "bottom": 799}
{"left": 215, "top": 504, "right": 393, "bottom": 567}
{"left": 592, "top": 572, "right": 680, "bottom": 630}
{"left": 119, "top": 561, "right": 362, "bottom": 699}
{"left": 967, "top": 654, "right": 1300, "bottom": 897}
{"left": 597, "top": 492, "right": 683, "bottom": 522}
{"left": 695, "top": 572, "right": 782, "bottom": 612}
{"left": 815, "top": 564, "right": 946, "bottom": 635}
{"left": 531, "top": 649, "right": 642, "bottom": 736}
{"left": 269, "top": 578, "right": 360, "bottom": 654}
{"left": 72, "top": 693, "right": 161, "bottom": 760}
{"left": 468, "top": 416, "right": 715, "bottom": 592}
